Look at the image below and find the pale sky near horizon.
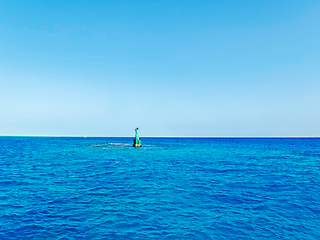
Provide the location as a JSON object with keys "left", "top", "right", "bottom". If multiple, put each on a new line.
{"left": 0, "top": 0, "right": 320, "bottom": 137}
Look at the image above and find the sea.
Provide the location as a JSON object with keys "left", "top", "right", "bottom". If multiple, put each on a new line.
{"left": 0, "top": 137, "right": 319, "bottom": 239}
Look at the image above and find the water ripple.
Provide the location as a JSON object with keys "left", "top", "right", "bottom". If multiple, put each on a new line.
{"left": 0, "top": 137, "right": 320, "bottom": 239}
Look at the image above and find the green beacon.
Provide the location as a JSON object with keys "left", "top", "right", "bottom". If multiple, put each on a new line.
{"left": 133, "top": 127, "right": 142, "bottom": 147}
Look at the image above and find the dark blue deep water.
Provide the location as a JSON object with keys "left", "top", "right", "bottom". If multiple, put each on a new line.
{"left": 0, "top": 137, "right": 320, "bottom": 239}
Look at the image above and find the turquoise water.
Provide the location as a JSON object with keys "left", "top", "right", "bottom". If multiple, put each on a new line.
{"left": 0, "top": 137, "right": 319, "bottom": 239}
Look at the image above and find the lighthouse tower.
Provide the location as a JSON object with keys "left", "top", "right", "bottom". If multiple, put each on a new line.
{"left": 133, "top": 128, "right": 142, "bottom": 147}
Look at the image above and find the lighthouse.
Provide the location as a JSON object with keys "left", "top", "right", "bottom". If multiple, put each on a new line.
{"left": 133, "top": 128, "right": 142, "bottom": 147}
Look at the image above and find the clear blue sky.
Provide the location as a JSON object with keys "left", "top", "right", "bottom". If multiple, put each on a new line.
{"left": 0, "top": 0, "right": 319, "bottom": 137}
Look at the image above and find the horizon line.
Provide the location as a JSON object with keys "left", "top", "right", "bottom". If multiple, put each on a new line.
{"left": 0, "top": 135, "right": 320, "bottom": 138}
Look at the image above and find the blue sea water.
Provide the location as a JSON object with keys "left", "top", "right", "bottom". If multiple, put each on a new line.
{"left": 0, "top": 137, "right": 319, "bottom": 239}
